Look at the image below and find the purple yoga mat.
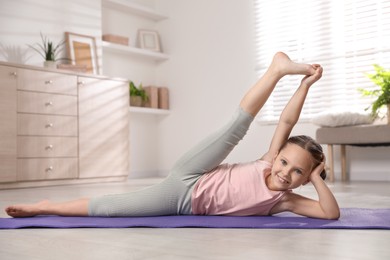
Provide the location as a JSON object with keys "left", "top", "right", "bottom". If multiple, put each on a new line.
{"left": 0, "top": 208, "right": 389, "bottom": 229}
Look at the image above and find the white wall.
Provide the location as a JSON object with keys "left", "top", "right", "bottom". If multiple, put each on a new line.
{"left": 155, "top": 0, "right": 258, "bottom": 170}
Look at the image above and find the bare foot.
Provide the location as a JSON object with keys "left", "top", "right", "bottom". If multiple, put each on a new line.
{"left": 301, "top": 64, "right": 323, "bottom": 87}
{"left": 270, "top": 52, "right": 315, "bottom": 77}
{"left": 5, "top": 200, "right": 51, "bottom": 218}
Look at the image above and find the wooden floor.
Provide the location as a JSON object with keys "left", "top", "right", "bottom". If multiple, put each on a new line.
{"left": 0, "top": 178, "right": 389, "bottom": 260}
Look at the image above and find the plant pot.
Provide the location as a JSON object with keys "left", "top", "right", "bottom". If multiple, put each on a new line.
{"left": 130, "top": 96, "right": 143, "bottom": 107}
{"left": 44, "top": 61, "right": 56, "bottom": 69}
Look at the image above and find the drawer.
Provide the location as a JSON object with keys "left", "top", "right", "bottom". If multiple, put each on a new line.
{"left": 18, "top": 136, "right": 78, "bottom": 158}
{"left": 18, "top": 114, "right": 78, "bottom": 136}
{"left": 17, "top": 158, "right": 78, "bottom": 181}
{"left": 18, "top": 91, "right": 77, "bottom": 116}
{"left": 17, "top": 69, "right": 77, "bottom": 95}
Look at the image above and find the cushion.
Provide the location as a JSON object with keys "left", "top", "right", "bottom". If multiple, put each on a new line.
{"left": 312, "top": 110, "right": 373, "bottom": 127}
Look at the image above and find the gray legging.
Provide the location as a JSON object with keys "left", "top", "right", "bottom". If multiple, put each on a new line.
{"left": 88, "top": 107, "right": 254, "bottom": 216}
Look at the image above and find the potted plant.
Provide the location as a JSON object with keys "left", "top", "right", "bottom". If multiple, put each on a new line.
{"left": 130, "top": 81, "right": 148, "bottom": 107}
{"left": 28, "top": 32, "right": 66, "bottom": 68}
{"left": 359, "top": 64, "right": 390, "bottom": 124}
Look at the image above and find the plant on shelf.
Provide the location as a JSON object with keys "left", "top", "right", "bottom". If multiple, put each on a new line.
{"left": 28, "top": 32, "right": 66, "bottom": 68}
{"left": 129, "top": 81, "right": 148, "bottom": 107}
{"left": 359, "top": 64, "right": 390, "bottom": 124}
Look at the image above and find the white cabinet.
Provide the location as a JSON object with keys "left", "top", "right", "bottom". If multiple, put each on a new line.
{"left": 0, "top": 65, "right": 17, "bottom": 183}
{"left": 78, "top": 76, "right": 129, "bottom": 178}
{"left": 15, "top": 68, "right": 79, "bottom": 182}
{"left": 0, "top": 62, "right": 129, "bottom": 189}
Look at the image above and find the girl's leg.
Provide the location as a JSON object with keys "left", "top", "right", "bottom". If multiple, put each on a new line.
{"left": 171, "top": 52, "right": 315, "bottom": 184}
{"left": 5, "top": 175, "right": 192, "bottom": 218}
{"left": 5, "top": 177, "right": 189, "bottom": 217}
{"left": 88, "top": 178, "right": 188, "bottom": 217}
{"left": 5, "top": 199, "right": 89, "bottom": 217}
{"left": 170, "top": 107, "right": 254, "bottom": 185}
{"left": 240, "top": 52, "right": 315, "bottom": 116}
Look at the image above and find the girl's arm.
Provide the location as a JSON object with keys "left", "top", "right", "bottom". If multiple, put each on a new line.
{"left": 262, "top": 66, "right": 322, "bottom": 162}
{"left": 271, "top": 162, "right": 340, "bottom": 219}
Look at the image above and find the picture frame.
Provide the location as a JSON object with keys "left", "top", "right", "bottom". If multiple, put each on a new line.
{"left": 65, "top": 32, "right": 99, "bottom": 74}
{"left": 137, "top": 30, "right": 161, "bottom": 52}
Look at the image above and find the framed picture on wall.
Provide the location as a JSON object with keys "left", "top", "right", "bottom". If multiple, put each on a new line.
{"left": 65, "top": 32, "right": 99, "bottom": 74}
{"left": 137, "top": 30, "right": 161, "bottom": 52}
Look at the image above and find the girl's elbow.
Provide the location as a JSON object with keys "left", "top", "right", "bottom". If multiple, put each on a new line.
{"left": 325, "top": 209, "right": 340, "bottom": 220}
{"left": 325, "top": 214, "right": 339, "bottom": 220}
{"left": 333, "top": 210, "right": 341, "bottom": 220}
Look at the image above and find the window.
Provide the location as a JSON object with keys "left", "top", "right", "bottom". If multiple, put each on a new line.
{"left": 254, "top": 0, "right": 390, "bottom": 123}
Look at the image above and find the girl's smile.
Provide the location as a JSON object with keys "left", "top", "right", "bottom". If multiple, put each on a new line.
{"left": 267, "top": 143, "right": 314, "bottom": 191}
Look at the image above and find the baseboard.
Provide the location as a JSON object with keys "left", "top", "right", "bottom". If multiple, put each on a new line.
{"left": 333, "top": 171, "right": 390, "bottom": 182}
{"left": 128, "top": 170, "right": 162, "bottom": 179}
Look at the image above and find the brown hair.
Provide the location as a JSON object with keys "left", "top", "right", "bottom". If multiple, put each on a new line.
{"left": 281, "top": 135, "right": 326, "bottom": 180}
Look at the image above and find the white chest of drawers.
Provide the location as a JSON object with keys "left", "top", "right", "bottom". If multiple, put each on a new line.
{"left": 0, "top": 62, "right": 129, "bottom": 188}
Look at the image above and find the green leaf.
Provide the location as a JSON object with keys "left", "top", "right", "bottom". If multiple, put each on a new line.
{"left": 129, "top": 81, "right": 149, "bottom": 101}
{"left": 359, "top": 64, "right": 390, "bottom": 117}
{"left": 28, "top": 32, "right": 66, "bottom": 61}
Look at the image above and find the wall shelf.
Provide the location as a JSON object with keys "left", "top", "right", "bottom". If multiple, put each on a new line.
{"left": 102, "top": 41, "right": 169, "bottom": 62}
{"left": 129, "top": 107, "right": 170, "bottom": 115}
{"left": 102, "top": 0, "right": 168, "bottom": 21}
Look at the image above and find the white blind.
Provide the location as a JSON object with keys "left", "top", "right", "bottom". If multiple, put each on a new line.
{"left": 254, "top": 0, "right": 390, "bottom": 123}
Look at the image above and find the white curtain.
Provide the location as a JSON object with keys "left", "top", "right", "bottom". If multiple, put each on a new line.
{"left": 254, "top": 0, "right": 390, "bottom": 123}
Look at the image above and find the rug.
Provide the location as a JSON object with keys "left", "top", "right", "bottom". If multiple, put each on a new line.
{"left": 0, "top": 208, "right": 389, "bottom": 229}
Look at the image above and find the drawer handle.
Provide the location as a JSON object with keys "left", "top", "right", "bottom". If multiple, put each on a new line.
{"left": 46, "top": 166, "right": 54, "bottom": 172}
{"left": 10, "top": 72, "right": 17, "bottom": 77}
{"left": 45, "top": 123, "right": 54, "bottom": 128}
{"left": 45, "top": 145, "right": 53, "bottom": 150}
{"left": 45, "top": 80, "right": 53, "bottom": 84}
{"left": 78, "top": 81, "right": 85, "bottom": 86}
{"left": 45, "top": 101, "right": 53, "bottom": 106}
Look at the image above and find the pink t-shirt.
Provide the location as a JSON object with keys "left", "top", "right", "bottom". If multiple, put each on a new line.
{"left": 191, "top": 160, "right": 288, "bottom": 216}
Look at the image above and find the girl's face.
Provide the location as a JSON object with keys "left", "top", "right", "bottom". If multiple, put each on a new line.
{"left": 268, "top": 143, "right": 314, "bottom": 191}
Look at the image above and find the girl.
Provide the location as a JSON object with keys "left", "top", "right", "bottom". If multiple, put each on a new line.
{"left": 5, "top": 52, "right": 340, "bottom": 220}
